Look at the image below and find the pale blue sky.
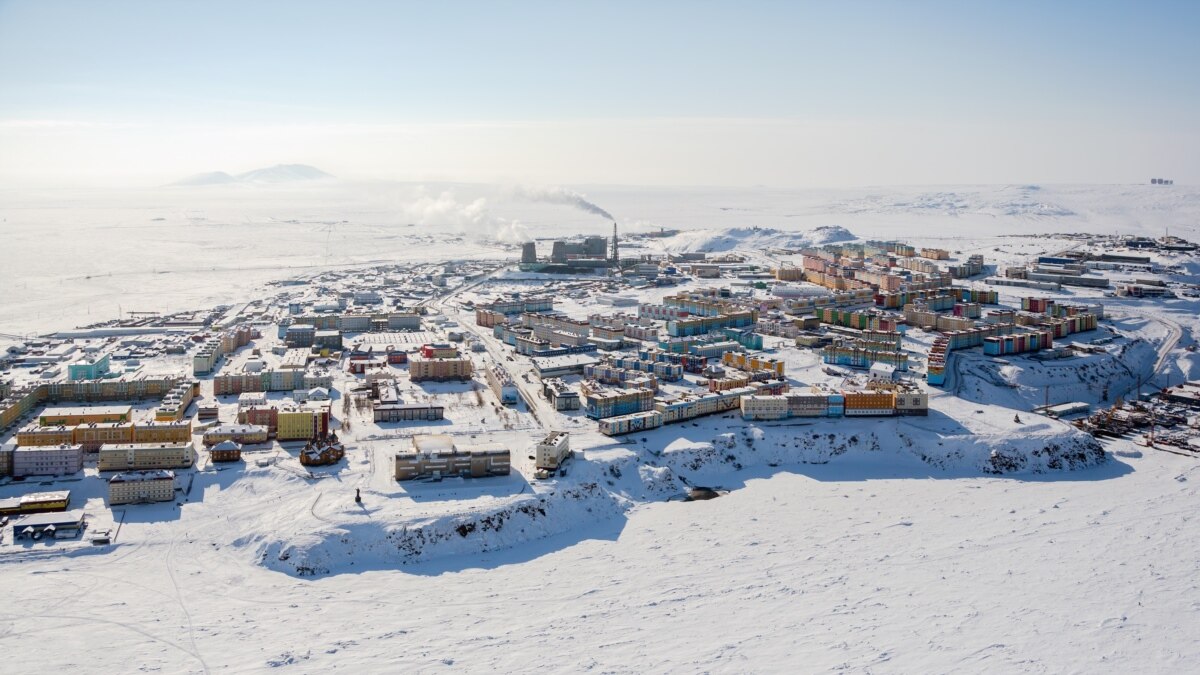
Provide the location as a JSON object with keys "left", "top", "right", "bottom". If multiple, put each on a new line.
{"left": 0, "top": 0, "right": 1197, "bottom": 186}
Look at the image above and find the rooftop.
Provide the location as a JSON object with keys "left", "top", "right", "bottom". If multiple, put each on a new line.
{"left": 110, "top": 469, "right": 176, "bottom": 483}
{"left": 40, "top": 404, "right": 132, "bottom": 417}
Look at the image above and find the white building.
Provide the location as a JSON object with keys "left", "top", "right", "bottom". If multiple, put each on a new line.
{"left": 536, "top": 431, "right": 571, "bottom": 471}
{"left": 12, "top": 444, "right": 84, "bottom": 477}
{"left": 108, "top": 470, "right": 177, "bottom": 505}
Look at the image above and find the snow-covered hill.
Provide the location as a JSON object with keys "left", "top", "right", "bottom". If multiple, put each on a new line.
{"left": 658, "top": 225, "right": 856, "bottom": 253}
{"left": 171, "top": 164, "right": 332, "bottom": 186}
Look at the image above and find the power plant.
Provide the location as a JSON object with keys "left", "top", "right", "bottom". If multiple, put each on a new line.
{"left": 519, "top": 222, "right": 623, "bottom": 274}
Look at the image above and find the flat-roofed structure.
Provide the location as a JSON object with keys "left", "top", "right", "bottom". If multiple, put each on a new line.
{"left": 108, "top": 470, "right": 176, "bottom": 505}
{"left": 0, "top": 490, "right": 71, "bottom": 516}
{"left": 11, "top": 510, "right": 86, "bottom": 540}
{"left": 38, "top": 404, "right": 132, "bottom": 427}
{"left": 12, "top": 443, "right": 83, "bottom": 477}
{"left": 394, "top": 434, "right": 510, "bottom": 481}
{"left": 98, "top": 443, "right": 194, "bottom": 471}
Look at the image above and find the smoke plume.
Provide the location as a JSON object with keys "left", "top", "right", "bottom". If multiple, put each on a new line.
{"left": 395, "top": 187, "right": 532, "bottom": 243}
{"left": 512, "top": 185, "right": 614, "bottom": 221}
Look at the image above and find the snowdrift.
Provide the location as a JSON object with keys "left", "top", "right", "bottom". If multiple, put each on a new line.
{"left": 251, "top": 418, "right": 1105, "bottom": 577}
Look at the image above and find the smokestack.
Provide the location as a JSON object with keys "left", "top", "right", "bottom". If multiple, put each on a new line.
{"left": 611, "top": 221, "right": 620, "bottom": 268}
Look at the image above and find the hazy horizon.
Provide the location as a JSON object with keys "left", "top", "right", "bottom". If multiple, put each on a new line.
{"left": 1, "top": 1, "right": 1198, "bottom": 188}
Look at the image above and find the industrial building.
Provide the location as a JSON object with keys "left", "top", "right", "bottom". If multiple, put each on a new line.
{"left": 10, "top": 510, "right": 86, "bottom": 540}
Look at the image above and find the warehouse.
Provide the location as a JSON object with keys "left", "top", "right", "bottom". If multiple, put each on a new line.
{"left": 531, "top": 353, "right": 601, "bottom": 379}
{"left": 11, "top": 510, "right": 86, "bottom": 540}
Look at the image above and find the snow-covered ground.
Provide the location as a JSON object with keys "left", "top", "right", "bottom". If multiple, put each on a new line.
{"left": 1, "top": 443, "right": 1197, "bottom": 672}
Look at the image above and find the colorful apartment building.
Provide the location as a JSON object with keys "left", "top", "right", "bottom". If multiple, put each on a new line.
{"left": 154, "top": 381, "right": 197, "bottom": 421}
{"left": 410, "top": 355, "right": 474, "bottom": 382}
{"left": 721, "top": 352, "right": 785, "bottom": 377}
{"left": 582, "top": 385, "right": 655, "bottom": 419}
{"left": 68, "top": 353, "right": 111, "bottom": 381}
{"left": 543, "top": 378, "right": 581, "bottom": 410}
{"left": 276, "top": 406, "right": 330, "bottom": 441}
{"left": 0, "top": 376, "right": 184, "bottom": 433}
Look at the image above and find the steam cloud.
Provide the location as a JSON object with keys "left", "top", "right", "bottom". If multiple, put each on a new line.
{"left": 397, "top": 187, "right": 532, "bottom": 243}
{"left": 512, "top": 185, "right": 614, "bottom": 221}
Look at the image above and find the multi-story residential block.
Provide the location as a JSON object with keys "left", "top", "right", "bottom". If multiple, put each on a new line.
{"left": 155, "top": 381, "right": 197, "bottom": 421}
{"left": 739, "top": 395, "right": 790, "bottom": 420}
{"left": 721, "top": 352, "right": 785, "bottom": 377}
{"left": 193, "top": 338, "right": 223, "bottom": 375}
{"left": 16, "top": 424, "right": 75, "bottom": 447}
{"left": 486, "top": 364, "right": 519, "bottom": 405}
{"left": 132, "top": 420, "right": 192, "bottom": 445}
{"left": 410, "top": 355, "right": 474, "bottom": 382}
{"left": 108, "top": 470, "right": 176, "bottom": 505}
{"left": 314, "top": 330, "right": 342, "bottom": 349}
{"left": 284, "top": 324, "right": 317, "bottom": 348}
{"left": 543, "top": 378, "right": 580, "bottom": 410}
{"left": 276, "top": 406, "right": 330, "bottom": 441}
{"left": 394, "top": 435, "right": 510, "bottom": 480}
{"left": 203, "top": 424, "right": 270, "bottom": 446}
{"left": 72, "top": 422, "right": 135, "bottom": 450}
{"left": 98, "top": 443, "right": 194, "bottom": 471}
{"left": 39, "top": 405, "right": 132, "bottom": 427}
{"left": 582, "top": 385, "right": 655, "bottom": 419}
{"left": 12, "top": 444, "right": 84, "bottom": 477}
{"left": 420, "top": 343, "right": 460, "bottom": 359}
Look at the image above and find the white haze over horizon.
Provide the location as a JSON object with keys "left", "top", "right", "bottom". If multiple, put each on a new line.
{"left": 1, "top": 117, "right": 1196, "bottom": 190}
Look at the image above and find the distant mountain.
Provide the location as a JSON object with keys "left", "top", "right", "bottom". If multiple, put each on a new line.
{"left": 170, "top": 164, "right": 333, "bottom": 186}
{"left": 235, "top": 164, "right": 333, "bottom": 183}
